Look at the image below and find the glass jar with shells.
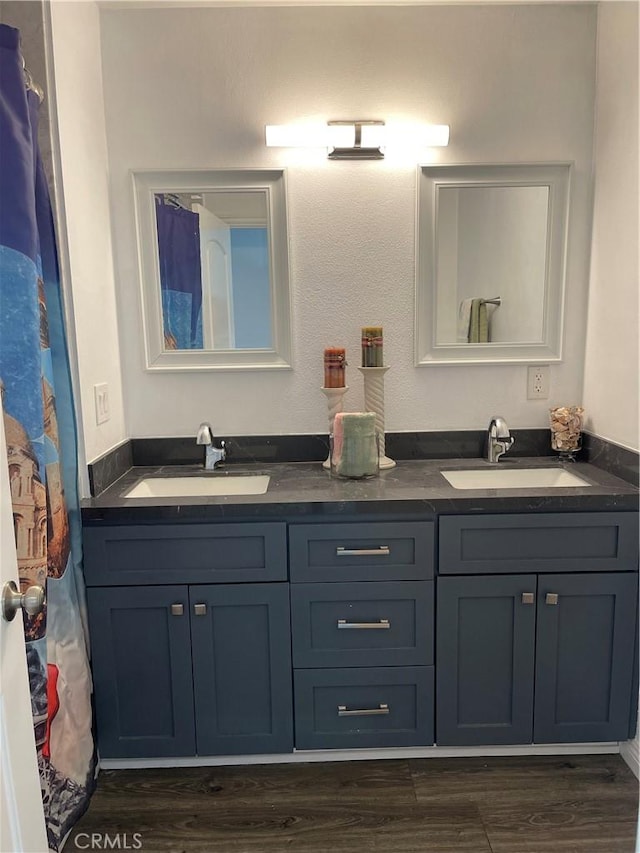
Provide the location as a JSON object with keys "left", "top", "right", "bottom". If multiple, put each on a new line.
{"left": 550, "top": 406, "right": 584, "bottom": 462}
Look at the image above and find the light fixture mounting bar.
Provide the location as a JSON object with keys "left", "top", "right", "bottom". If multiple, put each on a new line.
{"left": 328, "top": 120, "right": 385, "bottom": 160}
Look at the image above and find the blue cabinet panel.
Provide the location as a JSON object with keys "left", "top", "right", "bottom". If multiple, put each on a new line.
{"left": 87, "top": 586, "right": 196, "bottom": 758}
{"left": 534, "top": 572, "right": 638, "bottom": 743}
{"left": 436, "top": 575, "right": 536, "bottom": 745}
{"left": 439, "top": 512, "right": 638, "bottom": 575}
{"left": 190, "top": 584, "right": 293, "bottom": 755}
{"left": 294, "top": 666, "right": 434, "bottom": 749}
{"left": 290, "top": 522, "right": 434, "bottom": 583}
{"left": 83, "top": 522, "right": 287, "bottom": 585}
{"left": 291, "top": 581, "right": 434, "bottom": 668}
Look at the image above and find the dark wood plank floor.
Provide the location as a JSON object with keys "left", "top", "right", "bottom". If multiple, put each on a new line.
{"left": 66, "top": 755, "right": 638, "bottom": 852}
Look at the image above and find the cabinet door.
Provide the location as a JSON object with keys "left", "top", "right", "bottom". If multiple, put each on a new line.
{"left": 190, "top": 584, "right": 293, "bottom": 755}
{"left": 436, "top": 575, "right": 537, "bottom": 746}
{"left": 534, "top": 572, "right": 638, "bottom": 743}
{"left": 87, "top": 586, "right": 195, "bottom": 758}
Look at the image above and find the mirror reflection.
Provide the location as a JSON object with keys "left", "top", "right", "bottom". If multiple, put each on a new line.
{"left": 133, "top": 169, "right": 292, "bottom": 371}
{"left": 155, "top": 191, "right": 271, "bottom": 351}
{"left": 435, "top": 185, "right": 549, "bottom": 345}
{"left": 416, "top": 163, "right": 570, "bottom": 365}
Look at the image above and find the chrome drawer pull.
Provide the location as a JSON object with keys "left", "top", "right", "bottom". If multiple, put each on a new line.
{"left": 545, "top": 593, "right": 559, "bottom": 605}
{"left": 194, "top": 603, "right": 207, "bottom": 616}
{"left": 521, "top": 593, "right": 535, "bottom": 605}
{"left": 338, "top": 703, "right": 389, "bottom": 717}
{"left": 337, "top": 619, "right": 390, "bottom": 630}
{"left": 170, "top": 603, "right": 184, "bottom": 616}
{"left": 336, "top": 546, "right": 390, "bottom": 557}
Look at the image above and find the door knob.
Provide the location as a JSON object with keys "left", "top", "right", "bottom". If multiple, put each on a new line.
{"left": 2, "top": 581, "right": 46, "bottom": 622}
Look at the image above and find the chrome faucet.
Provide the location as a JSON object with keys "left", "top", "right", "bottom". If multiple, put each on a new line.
{"left": 196, "top": 422, "right": 226, "bottom": 470}
{"left": 487, "top": 416, "right": 515, "bottom": 463}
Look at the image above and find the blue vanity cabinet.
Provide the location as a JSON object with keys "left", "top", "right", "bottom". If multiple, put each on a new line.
{"left": 436, "top": 512, "right": 639, "bottom": 747}
{"left": 87, "top": 585, "right": 196, "bottom": 758}
{"left": 533, "top": 572, "right": 638, "bottom": 744}
{"left": 83, "top": 523, "right": 292, "bottom": 759}
{"left": 290, "top": 521, "right": 436, "bottom": 750}
{"left": 189, "top": 583, "right": 293, "bottom": 755}
{"left": 82, "top": 522, "right": 288, "bottom": 586}
{"left": 436, "top": 575, "right": 537, "bottom": 746}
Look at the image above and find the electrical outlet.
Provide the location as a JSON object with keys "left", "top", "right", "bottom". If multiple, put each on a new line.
{"left": 94, "top": 383, "right": 110, "bottom": 424}
{"left": 527, "top": 365, "right": 550, "bottom": 399}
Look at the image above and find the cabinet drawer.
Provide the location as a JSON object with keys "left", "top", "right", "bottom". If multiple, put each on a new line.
{"left": 294, "top": 666, "right": 434, "bottom": 750}
{"left": 83, "top": 523, "right": 287, "bottom": 585}
{"left": 290, "top": 522, "right": 434, "bottom": 583}
{"left": 291, "top": 581, "right": 433, "bottom": 668}
{"left": 439, "top": 512, "right": 639, "bottom": 575}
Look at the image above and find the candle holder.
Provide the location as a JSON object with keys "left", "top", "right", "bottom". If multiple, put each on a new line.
{"left": 320, "top": 385, "right": 349, "bottom": 469}
{"left": 357, "top": 366, "right": 395, "bottom": 469}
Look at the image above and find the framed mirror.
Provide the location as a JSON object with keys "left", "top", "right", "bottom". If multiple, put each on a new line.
{"left": 133, "top": 169, "right": 292, "bottom": 371}
{"left": 415, "top": 163, "right": 571, "bottom": 365}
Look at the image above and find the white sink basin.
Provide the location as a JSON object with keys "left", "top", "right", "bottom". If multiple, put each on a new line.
{"left": 441, "top": 468, "right": 590, "bottom": 490}
{"left": 124, "top": 475, "right": 270, "bottom": 498}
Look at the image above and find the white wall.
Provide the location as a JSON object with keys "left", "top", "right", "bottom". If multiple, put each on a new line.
{"left": 49, "top": 0, "right": 126, "bottom": 463}
{"left": 99, "top": 3, "right": 597, "bottom": 440}
{"left": 582, "top": 2, "right": 639, "bottom": 453}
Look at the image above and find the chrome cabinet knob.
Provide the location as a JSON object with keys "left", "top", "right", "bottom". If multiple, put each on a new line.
{"left": 2, "top": 581, "right": 46, "bottom": 622}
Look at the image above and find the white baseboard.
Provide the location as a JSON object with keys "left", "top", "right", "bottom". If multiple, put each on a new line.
{"left": 99, "top": 741, "right": 621, "bottom": 771}
{"left": 620, "top": 737, "right": 640, "bottom": 779}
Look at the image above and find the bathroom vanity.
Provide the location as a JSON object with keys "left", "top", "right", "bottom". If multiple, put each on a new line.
{"left": 81, "top": 457, "right": 639, "bottom": 764}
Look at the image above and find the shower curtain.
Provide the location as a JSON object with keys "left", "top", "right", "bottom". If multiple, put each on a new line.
{"left": 0, "top": 25, "right": 95, "bottom": 851}
{"left": 155, "top": 194, "right": 203, "bottom": 349}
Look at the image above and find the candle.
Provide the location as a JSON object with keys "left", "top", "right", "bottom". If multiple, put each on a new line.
{"left": 361, "top": 326, "right": 383, "bottom": 367}
{"left": 324, "top": 347, "right": 346, "bottom": 388}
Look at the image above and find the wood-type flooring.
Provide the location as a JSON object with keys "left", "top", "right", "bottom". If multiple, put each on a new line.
{"left": 66, "top": 754, "right": 639, "bottom": 852}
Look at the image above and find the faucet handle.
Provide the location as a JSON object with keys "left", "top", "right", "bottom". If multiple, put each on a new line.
{"left": 499, "top": 436, "right": 515, "bottom": 452}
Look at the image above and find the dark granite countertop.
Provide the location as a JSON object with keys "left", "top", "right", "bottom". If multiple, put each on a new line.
{"left": 81, "top": 457, "right": 639, "bottom": 523}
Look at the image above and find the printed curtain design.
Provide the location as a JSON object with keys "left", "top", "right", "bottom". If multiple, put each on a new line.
{"left": 0, "top": 25, "right": 95, "bottom": 851}
{"left": 155, "top": 195, "right": 203, "bottom": 349}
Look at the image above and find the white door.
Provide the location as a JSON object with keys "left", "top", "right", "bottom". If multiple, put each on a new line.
{"left": 0, "top": 408, "right": 48, "bottom": 853}
{"left": 194, "top": 204, "right": 236, "bottom": 349}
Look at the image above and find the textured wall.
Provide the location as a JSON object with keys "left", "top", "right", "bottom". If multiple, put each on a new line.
{"left": 98, "top": 3, "right": 597, "bottom": 441}
{"left": 49, "top": 1, "right": 127, "bottom": 464}
{"left": 583, "top": 2, "right": 639, "bottom": 452}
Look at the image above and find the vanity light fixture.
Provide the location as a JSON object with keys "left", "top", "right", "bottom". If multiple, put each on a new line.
{"left": 265, "top": 120, "right": 449, "bottom": 160}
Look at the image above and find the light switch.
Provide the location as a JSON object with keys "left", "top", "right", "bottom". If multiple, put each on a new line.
{"left": 94, "top": 383, "right": 110, "bottom": 425}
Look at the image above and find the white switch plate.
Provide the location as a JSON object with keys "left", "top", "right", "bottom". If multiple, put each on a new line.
{"left": 527, "top": 365, "right": 550, "bottom": 399}
{"left": 94, "top": 383, "right": 110, "bottom": 424}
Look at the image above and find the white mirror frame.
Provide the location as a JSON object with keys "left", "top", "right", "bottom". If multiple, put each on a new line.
{"left": 132, "top": 169, "right": 292, "bottom": 371}
{"left": 415, "top": 163, "right": 571, "bottom": 365}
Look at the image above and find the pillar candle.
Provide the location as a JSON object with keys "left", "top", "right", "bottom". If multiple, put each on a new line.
{"left": 324, "top": 347, "right": 346, "bottom": 387}
{"left": 361, "top": 326, "right": 383, "bottom": 367}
